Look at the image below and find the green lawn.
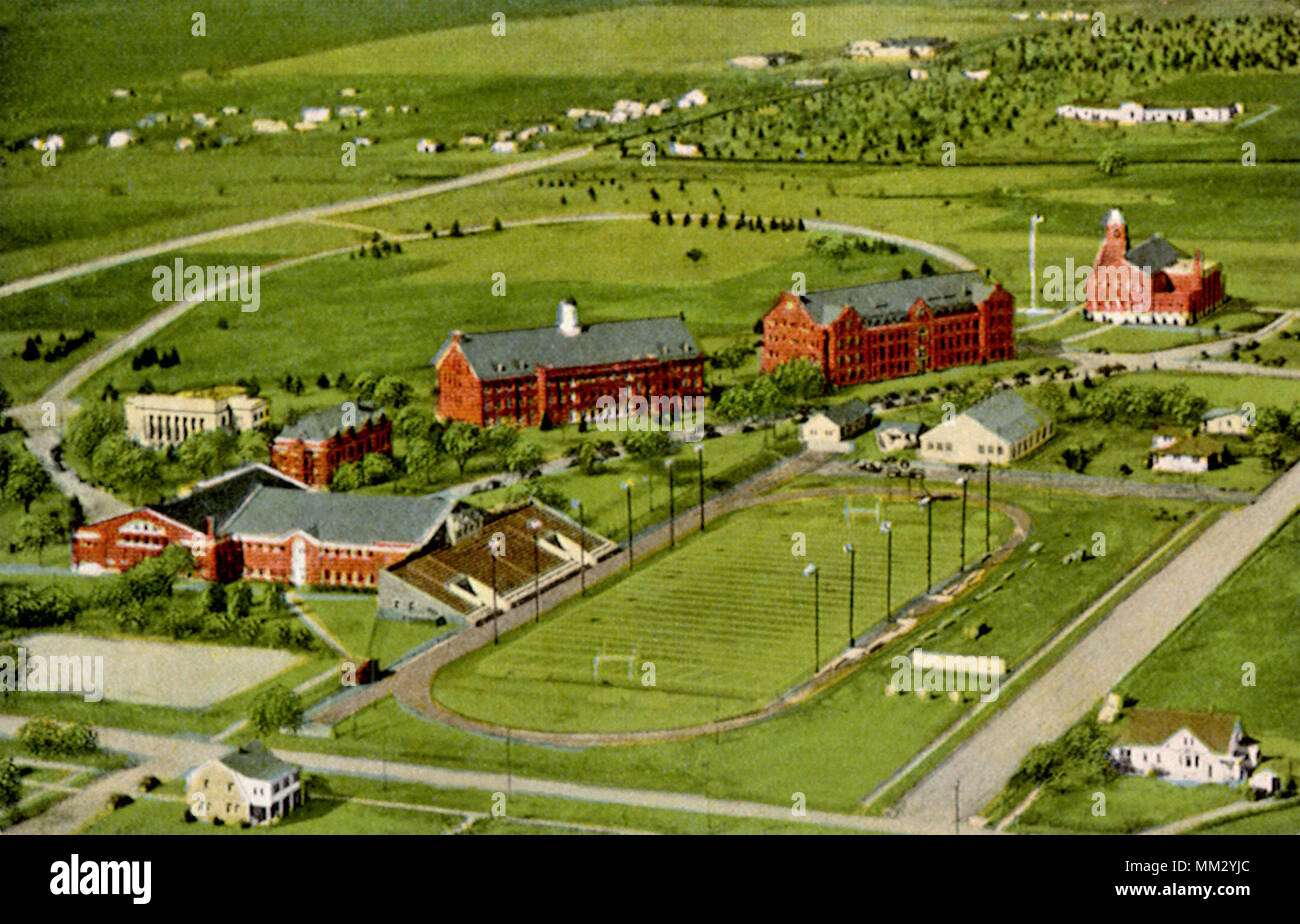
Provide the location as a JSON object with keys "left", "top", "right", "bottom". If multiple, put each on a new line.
{"left": 305, "top": 596, "right": 449, "bottom": 666}
{"left": 1011, "top": 774, "right": 1243, "bottom": 835}
{"left": 1196, "top": 801, "right": 1300, "bottom": 835}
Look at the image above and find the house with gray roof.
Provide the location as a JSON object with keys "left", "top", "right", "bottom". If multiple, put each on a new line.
{"left": 919, "top": 391, "right": 1053, "bottom": 465}
{"left": 186, "top": 740, "right": 303, "bottom": 826}
{"left": 874, "top": 418, "right": 926, "bottom": 453}
{"left": 799, "top": 399, "right": 874, "bottom": 452}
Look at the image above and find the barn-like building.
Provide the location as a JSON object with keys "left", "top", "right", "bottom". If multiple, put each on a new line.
{"left": 433, "top": 299, "right": 706, "bottom": 427}
{"left": 759, "top": 271, "right": 1015, "bottom": 387}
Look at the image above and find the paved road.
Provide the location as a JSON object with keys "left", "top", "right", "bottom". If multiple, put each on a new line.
{"left": 0, "top": 147, "right": 593, "bottom": 298}
{"left": 889, "top": 459, "right": 1300, "bottom": 828}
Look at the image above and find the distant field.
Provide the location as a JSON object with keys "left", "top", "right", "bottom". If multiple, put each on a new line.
{"left": 432, "top": 494, "right": 1013, "bottom": 733}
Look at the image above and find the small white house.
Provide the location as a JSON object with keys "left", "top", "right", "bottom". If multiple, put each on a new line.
{"left": 490, "top": 140, "right": 517, "bottom": 154}
{"left": 339, "top": 87, "right": 359, "bottom": 97}
{"left": 416, "top": 138, "right": 442, "bottom": 153}
{"left": 174, "top": 136, "right": 195, "bottom": 151}
{"left": 800, "top": 400, "right": 873, "bottom": 453}
{"left": 1149, "top": 431, "right": 1224, "bottom": 474}
{"left": 729, "top": 55, "right": 771, "bottom": 70}
{"left": 1109, "top": 709, "right": 1258, "bottom": 785}
{"left": 1200, "top": 407, "right": 1252, "bottom": 436}
{"left": 963, "top": 69, "right": 991, "bottom": 81}
{"left": 874, "top": 419, "right": 925, "bottom": 454}
{"left": 908, "top": 68, "right": 930, "bottom": 81}
{"left": 459, "top": 135, "right": 485, "bottom": 147}
{"left": 301, "top": 106, "right": 331, "bottom": 123}
{"left": 667, "top": 141, "right": 700, "bottom": 158}
{"left": 106, "top": 129, "right": 136, "bottom": 148}
{"left": 292, "top": 121, "right": 318, "bottom": 132}
{"left": 185, "top": 740, "right": 304, "bottom": 826}
{"left": 221, "top": 106, "right": 241, "bottom": 116}
{"left": 677, "top": 88, "right": 709, "bottom": 108}
{"left": 251, "top": 119, "right": 289, "bottom": 134}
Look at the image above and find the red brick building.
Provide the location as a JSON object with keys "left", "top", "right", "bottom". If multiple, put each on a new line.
{"left": 1084, "top": 208, "right": 1225, "bottom": 325}
{"left": 71, "top": 463, "right": 478, "bottom": 588}
{"left": 271, "top": 403, "right": 391, "bottom": 488}
{"left": 760, "top": 271, "right": 1014, "bottom": 387}
{"left": 433, "top": 300, "right": 706, "bottom": 427}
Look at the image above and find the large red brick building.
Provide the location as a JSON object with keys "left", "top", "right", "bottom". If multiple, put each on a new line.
{"left": 760, "top": 271, "right": 1015, "bottom": 386}
{"left": 433, "top": 300, "right": 706, "bottom": 427}
{"left": 1083, "top": 208, "right": 1225, "bottom": 325}
{"left": 71, "top": 463, "right": 480, "bottom": 588}
{"left": 271, "top": 403, "right": 391, "bottom": 488}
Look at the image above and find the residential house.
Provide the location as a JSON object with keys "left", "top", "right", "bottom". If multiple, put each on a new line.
{"left": 874, "top": 419, "right": 925, "bottom": 453}
{"left": 1109, "top": 709, "right": 1259, "bottom": 785}
{"left": 1200, "top": 407, "right": 1252, "bottom": 436}
{"left": 799, "top": 400, "right": 874, "bottom": 453}
{"left": 919, "top": 391, "right": 1053, "bottom": 465}
{"left": 186, "top": 740, "right": 302, "bottom": 826}
{"left": 1149, "top": 431, "right": 1224, "bottom": 473}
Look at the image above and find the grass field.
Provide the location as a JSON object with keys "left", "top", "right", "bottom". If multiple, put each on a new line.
{"left": 1196, "top": 801, "right": 1300, "bottom": 835}
{"left": 1010, "top": 774, "right": 1243, "bottom": 835}
{"left": 305, "top": 596, "right": 450, "bottom": 666}
{"left": 433, "top": 493, "right": 1012, "bottom": 732}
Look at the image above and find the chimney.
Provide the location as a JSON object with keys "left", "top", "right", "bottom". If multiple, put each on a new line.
{"left": 1194, "top": 249, "right": 1203, "bottom": 277}
{"left": 556, "top": 298, "right": 580, "bottom": 337}
{"left": 206, "top": 516, "right": 215, "bottom": 537}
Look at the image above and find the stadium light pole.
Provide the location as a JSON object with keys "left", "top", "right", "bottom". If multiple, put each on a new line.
{"left": 487, "top": 536, "right": 500, "bottom": 646}
{"left": 694, "top": 443, "right": 706, "bottom": 532}
{"left": 919, "top": 495, "right": 933, "bottom": 594}
{"left": 665, "top": 458, "right": 676, "bottom": 549}
{"left": 802, "top": 563, "right": 819, "bottom": 675}
{"left": 570, "top": 498, "right": 586, "bottom": 596}
{"left": 622, "top": 480, "right": 634, "bottom": 569}
{"left": 527, "top": 517, "right": 542, "bottom": 624}
{"left": 984, "top": 462, "right": 992, "bottom": 558}
{"left": 843, "top": 543, "right": 856, "bottom": 647}
{"left": 881, "top": 520, "right": 893, "bottom": 621}
{"left": 956, "top": 476, "right": 968, "bottom": 571}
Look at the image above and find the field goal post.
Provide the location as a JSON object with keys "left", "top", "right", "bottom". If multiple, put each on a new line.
{"left": 844, "top": 497, "right": 882, "bottom": 529}
{"left": 592, "top": 645, "right": 638, "bottom": 683}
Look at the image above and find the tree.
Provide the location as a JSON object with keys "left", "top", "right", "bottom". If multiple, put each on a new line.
{"left": 505, "top": 440, "right": 544, "bottom": 476}
{"left": 361, "top": 452, "right": 396, "bottom": 485}
{"left": 575, "top": 440, "right": 605, "bottom": 475}
{"left": 404, "top": 437, "right": 443, "bottom": 485}
{"left": 248, "top": 684, "right": 304, "bottom": 736}
{"left": 483, "top": 425, "right": 520, "bottom": 470}
{"left": 373, "top": 376, "right": 413, "bottom": 409}
{"left": 202, "top": 581, "right": 227, "bottom": 614}
{"left": 622, "top": 430, "right": 672, "bottom": 463}
{"left": 330, "top": 461, "right": 365, "bottom": 491}
{"left": 13, "top": 510, "right": 63, "bottom": 564}
{"left": 3, "top": 450, "right": 51, "bottom": 512}
{"left": 227, "top": 583, "right": 253, "bottom": 622}
{"left": 393, "top": 405, "right": 440, "bottom": 444}
{"left": 177, "top": 429, "right": 232, "bottom": 479}
{"left": 236, "top": 429, "right": 270, "bottom": 464}
{"left": 1097, "top": 148, "right": 1128, "bottom": 176}
{"left": 0, "top": 758, "right": 19, "bottom": 809}
{"left": 441, "top": 421, "right": 483, "bottom": 475}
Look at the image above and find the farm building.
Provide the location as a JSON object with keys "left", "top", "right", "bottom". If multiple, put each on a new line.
{"left": 1056, "top": 101, "right": 1243, "bottom": 125}
{"left": 71, "top": 463, "right": 480, "bottom": 587}
{"left": 271, "top": 402, "right": 392, "bottom": 488}
{"left": 919, "top": 391, "right": 1053, "bottom": 466}
{"left": 377, "top": 500, "right": 616, "bottom": 625}
{"left": 846, "top": 37, "right": 949, "bottom": 59}
{"left": 186, "top": 741, "right": 302, "bottom": 826}
{"left": 106, "top": 130, "right": 135, "bottom": 148}
{"left": 1200, "top": 407, "right": 1252, "bottom": 436}
{"left": 799, "top": 400, "right": 874, "bottom": 452}
{"left": 433, "top": 299, "right": 706, "bottom": 428}
{"left": 251, "top": 119, "right": 289, "bottom": 134}
{"left": 1108, "top": 709, "right": 1259, "bottom": 785}
{"left": 1083, "top": 209, "right": 1226, "bottom": 325}
{"left": 124, "top": 388, "right": 267, "bottom": 451}
{"left": 760, "top": 271, "right": 1015, "bottom": 387}
{"left": 416, "top": 138, "right": 442, "bottom": 153}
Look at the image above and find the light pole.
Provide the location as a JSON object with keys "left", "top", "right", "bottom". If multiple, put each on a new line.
{"left": 570, "top": 498, "right": 586, "bottom": 596}
{"left": 527, "top": 517, "right": 542, "bottom": 623}
{"left": 956, "top": 476, "right": 968, "bottom": 571}
{"left": 984, "top": 461, "right": 992, "bottom": 558}
{"left": 694, "top": 443, "right": 706, "bottom": 532}
{"left": 802, "top": 563, "right": 819, "bottom": 675}
{"left": 1029, "top": 213, "right": 1045, "bottom": 312}
{"left": 487, "top": 533, "right": 503, "bottom": 645}
{"left": 665, "top": 458, "right": 675, "bottom": 549}
{"left": 643, "top": 475, "right": 652, "bottom": 515}
{"left": 881, "top": 520, "right": 893, "bottom": 621}
{"left": 622, "top": 480, "right": 634, "bottom": 568}
{"left": 843, "top": 543, "right": 856, "bottom": 647}
{"left": 919, "top": 495, "right": 933, "bottom": 594}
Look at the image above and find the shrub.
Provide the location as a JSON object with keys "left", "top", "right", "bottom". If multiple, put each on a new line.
{"left": 106, "top": 793, "right": 133, "bottom": 810}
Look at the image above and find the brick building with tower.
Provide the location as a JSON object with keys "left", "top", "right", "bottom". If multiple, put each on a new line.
{"left": 759, "top": 271, "right": 1015, "bottom": 387}
{"left": 1083, "top": 208, "right": 1226, "bottom": 325}
{"left": 271, "top": 403, "right": 391, "bottom": 488}
{"left": 433, "top": 299, "right": 706, "bottom": 427}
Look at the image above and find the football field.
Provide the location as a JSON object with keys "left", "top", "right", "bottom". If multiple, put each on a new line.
{"left": 431, "top": 493, "right": 1013, "bottom": 733}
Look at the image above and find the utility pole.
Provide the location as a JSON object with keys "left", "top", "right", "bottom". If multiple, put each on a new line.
{"left": 984, "top": 462, "right": 992, "bottom": 558}
{"left": 694, "top": 444, "right": 706, "bottom": 532}
{"left": 957, "top": 476, "right": 968, "bottom": 571}
{"left": 622, "top": 480, "right": 634, "bottom": 568}
{"left": 528, "top": 518, "right": 542, "bottom": 623}
{"left": 881, "top": 521, "right": 893, "bottom": 621}
{"left": 920, "top": 495, "right": 933, "bottom": 593}
{"left": 665, "top": 458, "right": 675, "bottom": 549}
{"left": 1029, "top": 214, "right": 1044, "bottom": 312}
{"left": 802, "top": 563, "right": 819, "bottom": 675}
{"left": 571, "top": 498, "right": 586, "bottom": 596}
{"left": 843, "top": 543, "right": 856, "bottom": 647}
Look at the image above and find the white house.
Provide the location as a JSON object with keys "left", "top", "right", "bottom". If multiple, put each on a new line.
{"left": 1109, "top": 709, "right": 1259, "bottom": 785}
{"left": 221, "top": 106, "right": 241, "bottom": 116}
{"left": 919, "top": 391, "right": 1053, "bottom": 466}
{"left": 174, "top": 136, "right": 195, "bottom": 151}
{"left": 251, "top": 118, "right": 289, "bottom": 134}
{"left": 416, "top": 138, "right": 442, "bottom": 153}
{"left": 459, "top": 135, "right": 485, "bottom": 147}
{"left": 1200, "top": 407, "right": 1252, "bottom": 436}
{"left": 729, "top": 55, "right": 771, "bottom": 69}
{"left": 106, "top": 130, "right": 136, "bottom": 148}
{"left": 874, "top": 419, "right": 925, "bottom": 454}
{"left": 185, "top": 740, "right": 303, "bottom": 826}
{"left": 490, "top": 140, "right": 517, "bottom": 154}
{"left": 963, "top": 69, "right": 991, "bottom": 81}
{"left": 301, "top": 106, "right": 331, "bottom": 123}
{"left": 666, "top": 141, "right": 700, "bottom": 158}
{"left": 336, "top": 105, "right": 368, "bottom": 119}
{"left": 1149, "top": 430, "right": 1224, "bottom": 474}
{"left": 677, "top": 88, "right": 709, "bottom": 108}
{"left": 339, "top": 87, "right": 359, "bottom": 97}
{"left": 292, "top": 121, "right": 318, "bottom": 132}
{"left": 908, "top": 68, "right": 929, "bottom": 81}
{"left": 799, "top": 400, "right": 873, "bottom": 453}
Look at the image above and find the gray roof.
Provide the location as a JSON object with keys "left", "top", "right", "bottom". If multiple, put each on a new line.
{"left": 434, "top": 317, "right": 699, "bottom": 382}
{"left": 222, "top": 486, "right": 455, "bottom": 546}
{"left": 817, "top": 399, "right": 873, "bottom": 426}
{"left": 278, "top": 403, "right": 386, "bottom": 442}
{"left": 1125, "top": 235, "right": 1188, "bottom": 273}
{"left": 961, "top": 391, "right": 1050, "bottom": 443}
{"left": 219, "top": 740, "right": 296, "bottom": 781}
{"left": 1201, "top": 407, "right": 1240, "bottom": 420}
{"left": 875, "top": 419, "right": 925, "bottom": 435}
{"left": 799, "top": 272, "right": 995, "bottom": 327}
{"left": 154, "top": 464, "right": 305, "bottom": 533}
